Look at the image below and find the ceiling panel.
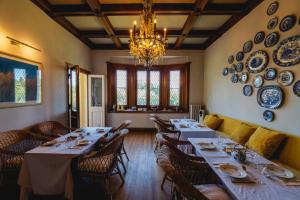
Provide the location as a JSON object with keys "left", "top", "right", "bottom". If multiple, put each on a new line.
{"left": 108, "top": 15, "right": 140, "bottom": 29}
{"left": 48, "top": 0, "right": 85, "bottom": 4}
{"left": 167, "top": 37, "right": 177, "bottom": 44}
{"left": 193, "top": 15, "right": 231, "bottom": 30}
{"left": 89, "top": 38, "right": 114, "bottom": 44}
{"left": 183, "top": 37, "right": 208, "bottom": 44}
{"left": 99, "top": 0, "right": 195, "bottom": 4}
{"left": 209, "top": 0, "right": 247, "bottom": 4}
{"left": 66, "top": 16, "right": 104, "bottom": 30}
{"left": 120, "top": 38, "right": 130, "bottom": 44}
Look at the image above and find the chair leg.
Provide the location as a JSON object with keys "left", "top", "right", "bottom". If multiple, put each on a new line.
{"left": 161, "top": 173, "right": 167, "bottom": 190}
{"left": 122, "top": 146, "right": 129, "bottom": 161}
{"left": 118, "top": 154, "right": 127, "bottom": 174}
{"left": 116, "top": 164, "right": 125, "bottom": 184}
{"left": 103, "top": 178, "right": 112, "bottom": 200}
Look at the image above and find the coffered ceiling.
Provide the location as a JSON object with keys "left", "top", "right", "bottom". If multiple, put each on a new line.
{"left": 31, "top": 0, "right": 263, "bottom": 50}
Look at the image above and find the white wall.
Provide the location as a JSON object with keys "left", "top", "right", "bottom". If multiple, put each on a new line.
{"left": 203, "top": 0, "right": 300, "bottom": 135}
{"left": 0, "top": 0, "right": 91, "bottom": 131}
{"left": 91, "top": 50, "right": 204, "bottom": 128}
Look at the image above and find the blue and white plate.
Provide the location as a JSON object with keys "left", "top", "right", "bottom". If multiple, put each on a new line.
{"left": 243, "top": 40, "right": 253, "bottom": 53}
{"left": 231, "top": 74, "right": 239, "bottom": 83}
{"left": 264, "top": 68, "right": 277, "bottom": 80}
{"left": 264, "top": 32, "right": 280, "bottom": 47}
{"left": 257, "top": 85, "right": 283, "bottom": 109}
{"left": 254, "top": 31, "right": 265, "bottom": 44}
{"left": 278, "top": 70, "right": 294, "bottom": 86}
{"left": 223, "top": 67, "right": 229, "bottom": 76}
{"left": 267, "top": 17, "right": 278, "bottom": 30}
{"left": 279, "top": 15, "right": 296, "bottom": 32}
{"left": 228, "top": 55, "right": 234, "bottom": 64}
{"left": 293, "top": 80, "right": 300, "bottom": 97}
{"left": 239, "top": 72, "right": 249, "bottom": 84}
{"left": 236, "top": 62, "right": 244, "bottom": 72}
{"left": 246, "top": 50, "right": 269, "bottom": 73}
{"left": 236, "top": 51, "right": 244, "bottom": 61}
{"left": 229, "top": 67, "right": 235, "bottom": 74}
{"left": 267, "top": 1, "right": 279, "bottom": 16}
{"left": 243, "top": 85, "right": 253, "bottom": 96}
{"left": 273, "top": 35, "right": 300, "bottom": 67}
{"left": 263, "top": 110, "right": 275, "bottom": 122}
{"left": 253, "top": 75, "right": 264, "bottom": 88}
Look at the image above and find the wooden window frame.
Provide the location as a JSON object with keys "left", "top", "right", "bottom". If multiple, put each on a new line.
{"left": 107, "top": 62, "right": 190, "bottom": 112}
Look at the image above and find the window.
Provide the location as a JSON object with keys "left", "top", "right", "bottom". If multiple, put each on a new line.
{"left": 14, "top": 68, "right": 26, "bottom": 103}
{"left": 107, "top": 62, "right": 190, "bottom": 112}
{"left": 169, "top": 70, "right": 180, "bottom": 106}
{"left": 116, "top": 70, "right": 127, "bottom": 105}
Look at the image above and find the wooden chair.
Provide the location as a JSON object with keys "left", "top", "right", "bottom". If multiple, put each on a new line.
{"left": 31, "top": 121, "right": 72, "bottom": 140}
{"left": 150, "top": 117, "right": 180, "bottom": 139}
{"left": 149, "top": 114, "right": 173, "bottom": 128}
{"left": 73, "top": 134, "right": 125, "bottom": 200}
{"left": 0, "top": 130, "right": 44, "bottom": 185}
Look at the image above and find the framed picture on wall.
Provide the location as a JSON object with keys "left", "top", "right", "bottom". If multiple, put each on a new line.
{"left": 0, "top": 51, "right": 42, "bottom": 108}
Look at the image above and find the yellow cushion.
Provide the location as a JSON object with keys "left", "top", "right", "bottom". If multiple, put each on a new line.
{"left": 203, "top": 114, "right": 216, "bottom": 124}
{"left": 204, "top": 115, "right": 223, "bottom": 130}
{"left": 230, "top": 123, "right": 256, "bottom": 144}
{"left": 246, "top": 127, "right": 286, "bottom": 159}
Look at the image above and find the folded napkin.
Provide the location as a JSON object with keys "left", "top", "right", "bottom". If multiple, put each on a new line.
{"left": 231, "top": 173, "right": 257, "bottom": 184}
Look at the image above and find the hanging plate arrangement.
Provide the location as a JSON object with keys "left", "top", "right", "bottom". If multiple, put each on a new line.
{"left": 243, "top": 85, "right": 253, "bottom": 96}
{"left": 223, "top": 67, "right": 229, "bottom": 76}
{"left": 263, "top": 110, "right": 275, "bottom": 122}
{"left": 236, "top": 62, "right": 244, "bottom": 72}
{"left": 257, "top": 85, "right": 283, "bottom": 109}
{"left": 267, "top": 17, "right": 278, "bottom": 30}
{"left": 246, "top": 50, "right": 269, "bottom": 73}
{"left": 267, "top": 1, "right": 279, "bottom": 16}
{"left": 243, "top": 40, "right": 253, "bottom": 53}
{"left": 253, "top": 75, "right": 264, "bottom": 88}
{"left": 293, "top": 80, "right": 300, "bottom": 97}
{"left": 264, "top": 68, "right": 277, "bottom": 80}
{"left": 279, "top": 15, "right": 297, "bottom": 32}
{"left": 239, "top": 72, "right": 249, "bottom": 84}
{"left": 228, "top": 55, "right": 234, "bottom": 64}
{"left": 264, "top": 32, "right": 280, "bottom": 47}
{"left": 278, "top": 70, "right": 294, "bottom": 86}
{"left": 231, "top": 74, "right": 239, "bottom": 83}
{"left": 273, "top": 35, "right": 300, "bottom": 67}
{"left": 236, "top": 51, "right": 244, "bottom": 61}
{"left": 254, "top": 31, "right": 265, "bottom": 44}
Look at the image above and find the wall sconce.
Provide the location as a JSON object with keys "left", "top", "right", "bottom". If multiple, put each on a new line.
{"left": 7, "top": 36, "right": 41, "bottom": 52}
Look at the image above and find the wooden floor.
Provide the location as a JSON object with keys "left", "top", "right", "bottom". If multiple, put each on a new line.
{"left": 0, "top": 132, "right": 172, "bottom": 200}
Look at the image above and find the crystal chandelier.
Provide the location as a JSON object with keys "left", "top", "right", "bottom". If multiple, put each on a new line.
{"left": 129, "top": 0, "right": 168, "bottom": 67}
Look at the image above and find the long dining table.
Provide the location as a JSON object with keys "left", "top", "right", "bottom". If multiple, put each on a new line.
{"left": 18, "top": 127, "right": 112, "bottom": 200}
{"left": 170, "top": 118, "right": 216, "bottom": 139}
{"left": 188, "top": 137, "right": 300, "bottom": 200}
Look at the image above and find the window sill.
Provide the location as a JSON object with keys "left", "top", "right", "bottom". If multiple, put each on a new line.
{"left": 107, "top": 110, "right": 189, "bottom": 114}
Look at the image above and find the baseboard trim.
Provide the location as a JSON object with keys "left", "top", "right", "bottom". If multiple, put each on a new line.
{"left": 128, "top": 128, "right": 156, "bottom": 132}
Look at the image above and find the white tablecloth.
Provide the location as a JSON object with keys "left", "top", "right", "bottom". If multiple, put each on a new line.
{"left": 18, "top": 127, "right": 111, "bottom": 200}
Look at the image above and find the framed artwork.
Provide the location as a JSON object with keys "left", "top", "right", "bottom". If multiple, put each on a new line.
{"left": 0, "top": 51, "right": 42, "bottom": 108}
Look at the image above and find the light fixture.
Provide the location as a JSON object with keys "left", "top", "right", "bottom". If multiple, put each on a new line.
{"left": 7, "top": 36, "right": 41, "bottom": 52}
{"left": 129, "top": 0, "right": 168, "bottom": 67}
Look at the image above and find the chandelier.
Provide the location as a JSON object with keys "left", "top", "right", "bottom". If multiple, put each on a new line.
{"left": 129, "top": 0, "right": 168, "bottom": 67}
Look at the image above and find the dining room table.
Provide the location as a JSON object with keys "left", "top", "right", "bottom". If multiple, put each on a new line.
{"left": 170, "top": 118, "right": 216, "bottom": 139}
{"left": 188, "top": 137, "right": 300, "bottom": 200}
{"left": 18, "top": 127, "right": 112, "bottom": 200}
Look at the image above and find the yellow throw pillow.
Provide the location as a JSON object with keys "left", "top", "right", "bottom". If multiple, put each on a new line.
{"left": 230, "top": 123, "right": 256, "bottom": 145}
{"left": 203, "top": 115, "right": 223, "bottom": 130}
{"left": 246, "top": 127, "right": 286, "bottom": 159}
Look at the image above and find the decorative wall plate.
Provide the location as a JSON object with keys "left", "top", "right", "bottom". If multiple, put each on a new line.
{"left": 264, "top": 32, "right": 280, "bottom": 47}
{"left": 279, "top": 15, "right": 296, "bottom": 32}
{"left": 267, "top": 17, "right": 278, "bottom": 30}
{"left": 236, "top": 62, "right": 244, "bottom": 72}
{"left": 228, "top": 55, "right": 234, "bottom": 64}
{"left": 278, "top": 70, "right": 294, "bottom": 86}
{"left": 253, "top": 75, "right": 264, "bottom": 88}
{"left": 257, "top": 85, "right": 283, "bottom": 109}
{"left": 231, "top": 74, "right": 239, "bottom": 83}
{"left": 267, "top": 1, "right": 279, "bottom": 16}
{"left": 243, "top": 85, "right": 253, "bottom": 96}
{"left": 263, "top": 110, "right": 275, "bottom": 122}
{"left": 223, "top": 67, "right": 229, "bottom": 76}
{"left": 293, "top": 80, "right": 300, "bottom": 97}
{"left": 229, "top": 67, "right": 235, "bottom": 74}
{"left": 264, "top": 68, "right": 277, "bottom": 80}
{"left": 239, "top": 72, "right": 249, "bottom": 84}
{"left": 254, "top": 31, "right": 265, "bottom": 44}
{"left": 236, "top": 51, "right": 244, "bottom": 61}
{"left": 246, "top": 50, "right": 269, "bottom": 73}
{"left": 273, "top": 35, "right": 300, "bottom": 67}
{"left": 243, "top": 40, "right": 253, "bottom": 53}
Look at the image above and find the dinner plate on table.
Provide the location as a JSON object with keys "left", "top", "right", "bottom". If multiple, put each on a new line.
{"left": 41, "top": 140, "right": 58, "bottom": 146}
{"left": 96, "top": 128, "right": 105, "bottom": 133}
{"left": 76, "top": 139, "right": 92, "bottom": 146}
{"left": 265, "top": 164, "right": 294, "bottom": 179}
{"left": 219, "top": 163, "right": 247, "bottom": 179}
{"left": 179, "top": 124, "right": 188, "bottom": 128}
{"left": 198, "top": 142, "right": 216, "bottom": 150}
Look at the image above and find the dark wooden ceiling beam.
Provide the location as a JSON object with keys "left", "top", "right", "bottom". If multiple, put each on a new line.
{"left": 85, "top": 0, "right": 122, "bottom": 49}
{"left": 80, "top": 29, "right": 217, "bottom": 38}
{"left": 174, "top": 0, "right": 209, "bottom": 48}
{"left": 30, "top": 0, "right": 94, "bottom": 48}
{"left": 203, "top": 0, "right": 263, "bottom": 49}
